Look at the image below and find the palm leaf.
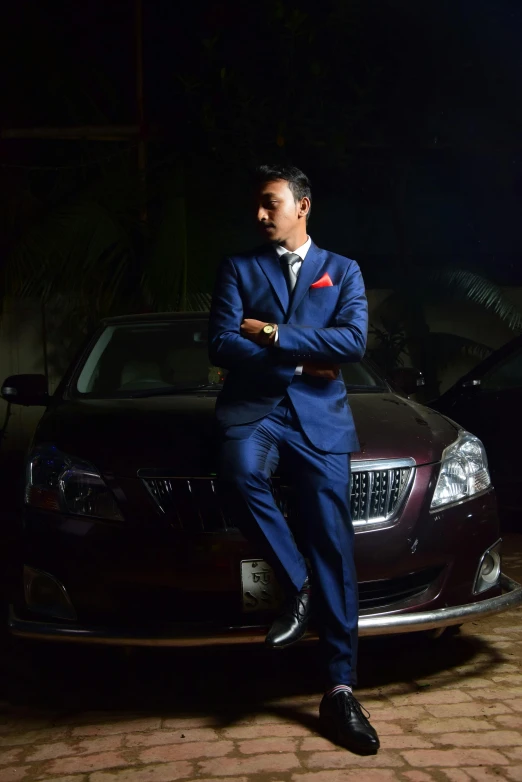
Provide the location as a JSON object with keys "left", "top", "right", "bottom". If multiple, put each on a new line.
{"left": 374, "top": 269, "right": 522, "bottom": 340}
{"left": 185, "top": 292, "right": 212, "bottom": 312}
{"left": 7, "top": 200, "right": 135, "bottom": 310}
{"left": 415, "top": 269, "right": 522, "bottom": 332}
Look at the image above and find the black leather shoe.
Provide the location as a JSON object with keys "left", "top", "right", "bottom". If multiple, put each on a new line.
{"left": 319, "top": 690, "right": 380, "bottom": 755}
{"left": 265, "top": 577, "right": 311, "bottom": 649}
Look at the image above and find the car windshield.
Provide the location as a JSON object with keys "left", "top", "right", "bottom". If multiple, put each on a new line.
{"left": 72, "top": 319, "right": 386, "bottom": 399}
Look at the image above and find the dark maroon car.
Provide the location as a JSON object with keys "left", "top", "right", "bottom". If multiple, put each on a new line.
{"left": 2, "top": 313, "right": 521, "bottom": 646}
{"left": 431, "top": 334, "right": 522, "bottom": 527}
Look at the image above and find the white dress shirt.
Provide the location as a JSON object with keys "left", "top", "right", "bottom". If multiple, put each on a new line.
{"left": 273, "top": 235, "right": 312, "bottom": 275}
{"left": 272, "top": 236, "right": 312, "bottom": 374}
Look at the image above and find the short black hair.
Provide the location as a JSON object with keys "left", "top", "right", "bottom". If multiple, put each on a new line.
{"left": 255, "top": 164, "right": 312, "bottom": 220}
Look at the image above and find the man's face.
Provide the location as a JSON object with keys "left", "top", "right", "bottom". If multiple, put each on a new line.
{"left": 256, "top": 179, "right": 306, "bottom": 244}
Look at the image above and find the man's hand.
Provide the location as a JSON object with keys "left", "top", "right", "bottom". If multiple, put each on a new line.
{"left": 241, "top": 319, "right": 272, "bottom": 345}
{"left": 302, "top": 361, "right": 340, "bottom": 380}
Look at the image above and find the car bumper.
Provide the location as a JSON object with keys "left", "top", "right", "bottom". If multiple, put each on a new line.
{"left": 8, "top": 573, "right": 522, "bottom": 647}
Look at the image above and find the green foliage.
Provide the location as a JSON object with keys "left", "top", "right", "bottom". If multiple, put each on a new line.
{"left": 367, "top": 323, "right": 409, "bottom": 375}
{"left": 371, "top": 266, "right": 520, "bottom": 396}
{"left": 0, "top": 155, "right": 210, "bottom": 373}
{"left": 9, "top": 199, "right": 134, "bottom": 312}
{"left": 2, "top": 1, "right": 521, "bottom": 388}
{"left": 426, "top": 269, "right": 522, "bottom": 332}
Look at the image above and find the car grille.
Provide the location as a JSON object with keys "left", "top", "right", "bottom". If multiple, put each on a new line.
{"left": 140, "top": 459, "right": 414, "bottom": 532}
{"left": 350, "top": 462, "right": 413, "bottom": 524}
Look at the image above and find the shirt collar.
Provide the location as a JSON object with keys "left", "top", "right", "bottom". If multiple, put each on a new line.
{"left": 273, "top": 235, "right": 311, "bottom": 262}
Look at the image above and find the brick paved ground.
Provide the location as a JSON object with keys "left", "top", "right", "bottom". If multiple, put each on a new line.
{"left": 0, "top": 533, "right": 521, "bottom": 782}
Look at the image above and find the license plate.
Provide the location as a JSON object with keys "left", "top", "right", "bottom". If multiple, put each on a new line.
{"left": 241, "top": 559, "right": 282, "bottom": 613}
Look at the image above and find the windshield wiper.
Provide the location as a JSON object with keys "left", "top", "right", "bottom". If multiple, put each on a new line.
{"left": 128, "top": 383, "right": 221, "bottom": 398}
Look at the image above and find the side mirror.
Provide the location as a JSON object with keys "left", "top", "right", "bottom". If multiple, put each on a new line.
{"left": 388, "top": 367, "right": 425, "bottom": 396}
{"left": 1, "top": 374, "right": 50, "bottom": 407}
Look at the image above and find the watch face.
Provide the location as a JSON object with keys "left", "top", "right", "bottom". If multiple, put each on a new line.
{"left": 263, "top": 324, "right": 275, "bottom": 335}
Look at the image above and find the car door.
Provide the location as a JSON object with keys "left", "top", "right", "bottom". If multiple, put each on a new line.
{"left": 440, "top": 344, "right": 522, "bottom": 515}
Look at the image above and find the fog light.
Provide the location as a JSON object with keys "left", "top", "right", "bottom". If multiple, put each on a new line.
{"left": 473, "top": 540, "right": 501, "bottom": 595}
{"left": 24, "top": 565, "right": 77, "bottom": 621}
{"left": 481, "top": 554, "right": 495, "bottom": 576}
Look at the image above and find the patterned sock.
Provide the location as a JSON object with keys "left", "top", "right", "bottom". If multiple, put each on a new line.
{"left": 327, "top": 684, "right": 353, "bottom": 697}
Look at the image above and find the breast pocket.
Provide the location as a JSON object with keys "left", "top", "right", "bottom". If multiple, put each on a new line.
{"left": 307, "top": 285, "right": 339, "bottom": 318}
{"left": 308, "top": 285, "right": 339, "bottom": 298}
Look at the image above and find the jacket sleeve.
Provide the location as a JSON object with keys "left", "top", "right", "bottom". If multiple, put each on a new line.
{"left": 208, "top": 256, "right": 285, "bottom": 372}
{"left": 276, "top": 259, "right": 368, "bottom": 363}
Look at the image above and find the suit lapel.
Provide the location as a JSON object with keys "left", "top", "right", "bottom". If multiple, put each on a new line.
{"left": 286, "top": 241, "right": 326, "bottom": 321}
{"left": 255, "top": 248, "right": 289, "bottom": 314}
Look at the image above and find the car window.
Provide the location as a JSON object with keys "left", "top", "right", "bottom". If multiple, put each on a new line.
{"left": 480, "top": 348, "right": 522, "bottom": 391}
{"left": 73, "top": 320, "right": 384, "bottom": 398}
{"left": 75, "top": 321, "right": 215, "bottom": 397}
{"left": 340, "top": 362, "right": 383, "bottom": 388}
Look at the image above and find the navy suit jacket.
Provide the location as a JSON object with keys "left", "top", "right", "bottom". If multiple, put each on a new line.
{"left": 208, "top": 241, "right": 368, "bottom": 453}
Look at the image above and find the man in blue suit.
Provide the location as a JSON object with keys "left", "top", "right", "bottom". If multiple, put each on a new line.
{"left": 209, "top": 165, "right": 379, "bottom": 754}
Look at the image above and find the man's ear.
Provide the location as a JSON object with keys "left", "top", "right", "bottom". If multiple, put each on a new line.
{"left": 299, "top": 197, "right": 311, "bottom": 219}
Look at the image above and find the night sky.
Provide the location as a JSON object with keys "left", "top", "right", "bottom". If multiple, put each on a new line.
{"left": 1, "top": 0, "right": 521, "bottom": 287}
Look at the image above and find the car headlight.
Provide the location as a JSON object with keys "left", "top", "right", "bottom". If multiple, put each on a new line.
{"left": 25, "top": 445, "right": 123, "bottom": 521}
{"left": 431, "top": 430, "right": 491, "bottom": 510}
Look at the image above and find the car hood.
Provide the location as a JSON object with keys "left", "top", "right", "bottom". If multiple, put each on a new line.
{"left": 34, "top": 392, "right": 459, "bottom": 478}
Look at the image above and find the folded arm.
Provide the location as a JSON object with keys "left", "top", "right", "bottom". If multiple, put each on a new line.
{"left": 276, "top": 261, "right": 368, "bottom": 363}
{"left": 209, "top": 257, "right": 289, "bottom": 372}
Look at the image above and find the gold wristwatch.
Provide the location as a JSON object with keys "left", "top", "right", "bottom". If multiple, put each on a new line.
{"left": 261, "top": 323, "right": 277, "bottom": 345}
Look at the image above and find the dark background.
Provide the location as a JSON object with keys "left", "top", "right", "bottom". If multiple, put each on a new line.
{"left": 2, "top": 1, "right": 522, "bottom": 282}
{"left": 1, "top": 1, "right": 521, "bottom": 692}
{"left": 0, "top": 0, "right": 521, "bottom": 389}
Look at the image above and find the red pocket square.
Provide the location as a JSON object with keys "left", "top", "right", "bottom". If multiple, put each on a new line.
{"left": 310, "top": 273, "right": 333, "bottom": 288}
